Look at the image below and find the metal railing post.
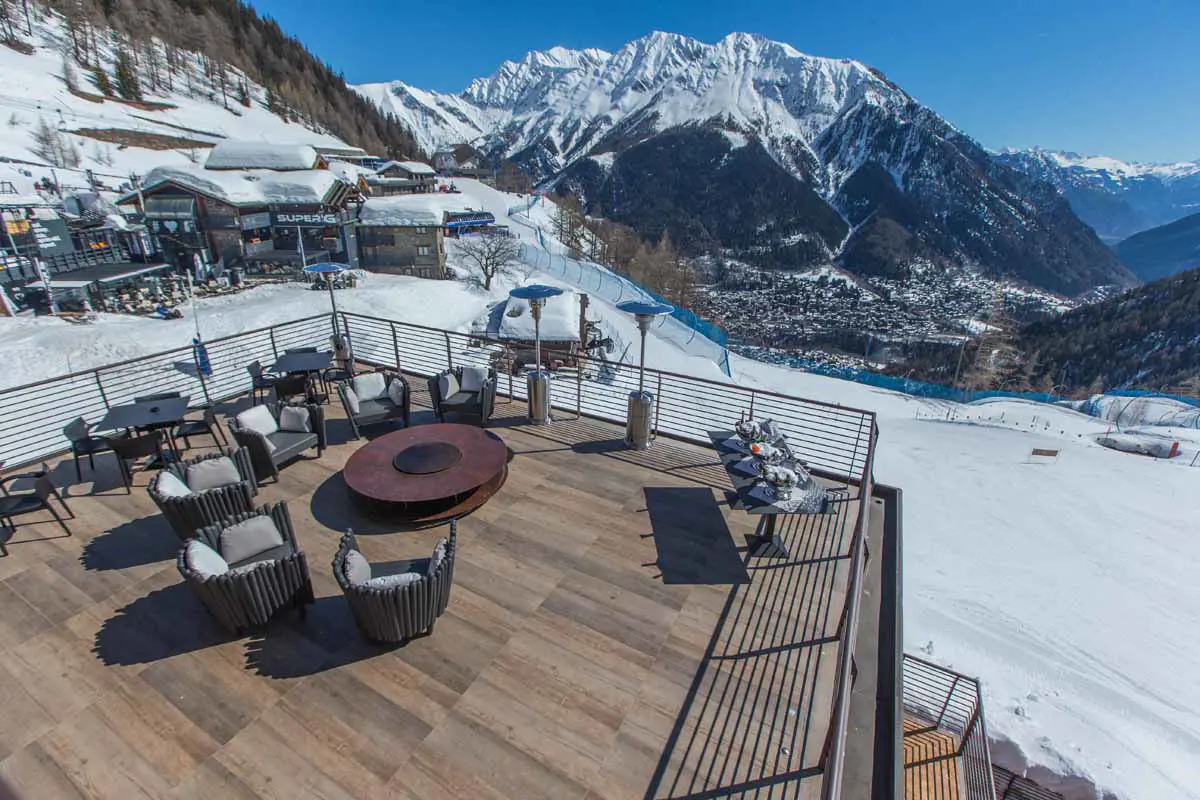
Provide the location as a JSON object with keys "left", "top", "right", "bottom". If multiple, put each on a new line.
{"left": 653, "top": 373, "right": 662, "bottom": 437}
{"left": 391, "top": 322, "right": 401, "bottom": 371}
{"left": 93, "top": 369, "right": 109, "bottom": 407}
{"left": 748, "top": 391, "right": 756, "bottom": 420}
{"left": 269, "top": 328, "right": 279, "bottom": 362}
{"left": 444, "top": 332, "right": 453, "bottom": 370}
{"left": 934, "top": 676, "right": 961, "bottom": 729}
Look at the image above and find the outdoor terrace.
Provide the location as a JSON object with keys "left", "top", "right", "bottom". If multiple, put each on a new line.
{"left": 0, "top": 379, "right": 872, "bottom": 799}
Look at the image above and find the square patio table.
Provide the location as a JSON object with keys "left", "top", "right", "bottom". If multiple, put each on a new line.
{"left": 272, "top": 351, "right": 333, "bottom": 375}
{"left": 95, "top": 396, "right": 191, "bottom": 432}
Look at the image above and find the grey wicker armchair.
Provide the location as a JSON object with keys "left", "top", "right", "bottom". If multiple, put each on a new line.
{"left": 332, "top": 522, "right": 457, "bottom": 643}
{"left": 177, "top": 502, "right": 314, "bottom": 634}
{"left": 337, "top": 368, "right": 411, "bottom": 440}
{"left": 228, "top": 402, "right": 326, "bottom": 484}
{"left": 148, "top": 448, "right": 258, "bottom": 540}
{"left": 427, "top": 366, "right": 496, "bottom": 426}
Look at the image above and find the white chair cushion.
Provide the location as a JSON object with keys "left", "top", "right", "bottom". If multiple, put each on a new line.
{"left": 344, "top": 549, "right": 371, "bottom": 585}
{"left": 278, "top": 405, "right": 312, "bottom": 433}
{"left": 366, "top": 572, "right": 423, "bottom": 589}
{"left": 154, "top": 471, "right": 194, "bottom": 498}
{"left": 236, "top": 404, "right": 278, "bottom": 437}
{"left": 343, "top": 386, "right": 360, "bottom": 414}
{"left": 351, "top": 372, "right": 388, "bottom": 401}
{"left": 460, "top": 366, "right": 488, "bottom": 393}
{"left": 185, "top": 539, "right": 228, "bottom": 577}
{"left": 437, "top": 372, "right": 459, "bottom": 400}
{"left": 428, "top": 538, "right": 448, "bottom": 577}
{"left": 387, "top": 379, "right": 406, "bottom": 408}
{"left": 186, "top": 456, "right": 241, "bottom": 491}
{"left": 219, "top": 516, "right": 285, "bottom": 564}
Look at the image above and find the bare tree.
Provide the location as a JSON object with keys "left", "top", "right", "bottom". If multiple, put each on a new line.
{"left": 456, "top": 234, "right": 522, "bottom": 291}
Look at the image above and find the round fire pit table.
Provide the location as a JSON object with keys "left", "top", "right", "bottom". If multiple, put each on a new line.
{"left": 343, "top": 423, "right": 508, "bottom": 528}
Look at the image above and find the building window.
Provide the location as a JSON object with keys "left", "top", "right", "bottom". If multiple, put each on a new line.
{"left": 414, "top": 227, "right": 426, "bottom": 234}
{"left": 417, "top": 246, "right": 430, "bottom": 256}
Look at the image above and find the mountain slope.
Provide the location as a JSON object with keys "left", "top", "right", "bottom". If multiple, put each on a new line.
{"left": 996, "top": 148, "right": 1200, "bottom": 242}
{"left": 1017, "top": 267, "right": 1200, "bottom": 392}
{"left": 1115, "top": 212, "right": 1200, "bottom": 282}
{"left": 356, "top": 33, "right": 1133, "bottom": 294}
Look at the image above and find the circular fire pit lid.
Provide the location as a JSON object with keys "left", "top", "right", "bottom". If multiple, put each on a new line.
{"left": 393, "top": 442, "right": 463, "bottom": 475}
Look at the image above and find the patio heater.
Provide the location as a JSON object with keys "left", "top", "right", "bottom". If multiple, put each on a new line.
{"left": 616, "top": 300, "right": 674, "bottom": 450}
{"left": 509, "top": 284, "right": 563, "bottom": 425}
{"left": 302, "top": 262, "right": 348, "bottom": 339}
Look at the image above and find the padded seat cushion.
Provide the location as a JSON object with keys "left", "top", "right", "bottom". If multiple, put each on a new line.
{"left": 343, "top": 550, "right": 371, "bottom": 586}
{"left": 266, "top": 430, "right": 318, "bottom": 460}
{"left": 460, "top": 366, "right": 488, "bottom": 393}
{"left": 228, "top": 542, "right": 293, "bottom": 570}
{"left": 154, "top": 471, "right": 194, "bottom": 498}
{"left": 366, "top": 572, "right": 423, "bottom": 589}
{"left": 442, "top": 391, "right": 478, "bottom": 408}
{"left": 185, "top": 539, "right": 229, "bottom": 577}
{"left": 278, "top": 405, "right": 312, "bottom": 433}
{"left": 437, "top": 372, "right": 459, "bottom": 400}
{"left": 236, "top": 405, "right": 279, "bottom": 437}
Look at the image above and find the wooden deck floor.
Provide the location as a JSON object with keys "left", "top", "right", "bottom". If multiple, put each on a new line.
{"left": 0, "top": 386, "right": 860, "bottom": 799}
{"left": 903, "top": 717, "right": 962, "bottom": 800}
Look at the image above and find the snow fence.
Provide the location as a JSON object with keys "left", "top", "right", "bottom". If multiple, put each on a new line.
{"left": 517, "top": 245, "right": 732, "bottom": 377}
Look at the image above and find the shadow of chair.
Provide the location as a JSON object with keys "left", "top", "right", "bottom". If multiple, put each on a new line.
{"left": 93, "top": 582, "right": 231, "bottom": 666}
{"left": 80, "top": 515, "right": 180, "bottom": 571}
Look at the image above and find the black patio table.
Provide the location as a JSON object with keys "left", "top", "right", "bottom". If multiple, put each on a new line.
{"left": 271, "top": 351, "right": 333, "bottom": 375}
{"left": 95, "top": 396, "right": 191, "bottom": 433}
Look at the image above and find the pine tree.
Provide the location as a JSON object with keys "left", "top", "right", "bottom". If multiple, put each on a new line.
{"left": 91, "top": 65, "right": 113, "bottom": 97}
{"left": 113, "top": 47, "right": 142, "bottom": 100}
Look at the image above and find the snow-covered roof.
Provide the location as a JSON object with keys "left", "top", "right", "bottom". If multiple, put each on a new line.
{"left": 204, "top": 141, "right": 321, "bottom": 171}
{"left": 133, "top": 164, "right": 350, "bottom": 208}
{"left": 473, "top": 292, "right": 580, "bottom": 343}
{"left": 358, "top": 194, "right": 480, "bottom": 227}
{"left": 326, "top": 160, "right": 375, "bottom": 183}
{"left": 376, "top": 160, "right": 436, "bottom": 176}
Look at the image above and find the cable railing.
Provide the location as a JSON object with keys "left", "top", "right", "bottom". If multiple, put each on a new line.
{"left": 902, "top": 653, "right": 998, "bottom": 800}
{"left": 0, "top": 309, "right": 881, "bottom": 795}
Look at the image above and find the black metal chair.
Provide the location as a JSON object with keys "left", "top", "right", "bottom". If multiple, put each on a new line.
{"left": 62, "top": 417, "right": 114, "bottom": 482}
{"left": 106, "top": 431, "right": 168, "bottom": 493}
{"left": 272, "top": 373, "right": 314, "bottom": 405}
{"left": 332, "top": 523, "right": 457, "bottom": 643}
{"left": 178, "top": 502, "right": 314, "bottom": 634}
{"left": 246, "top": 360, "right": 278, "bottom": 406}
{"left": 0, "top": 469, "right": 74, "bottom": 554}
{"left": 173, "top": 406, "right": 229, "bottom": 450}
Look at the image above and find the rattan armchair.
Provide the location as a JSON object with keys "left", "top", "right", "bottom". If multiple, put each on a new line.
{"left": 332, "top": 523, "right": 457, "bottom": 643}
{"left": 427, "top": 366, "right": 496, "bottom": 426}
{"left": 177, "top": 502, "right": 314, "bottom": 634}
{"left": 228, "top": 402, "right": 326, "bottom": 483}
{"left": 148, "top": 448, "right": 257, "bottom": 540}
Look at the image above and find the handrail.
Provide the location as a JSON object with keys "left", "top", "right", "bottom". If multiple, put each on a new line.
{"left": 820, "top": 422, "right": 878, "bottom": 799}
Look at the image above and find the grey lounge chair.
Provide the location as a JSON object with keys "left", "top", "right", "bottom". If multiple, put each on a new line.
{"left": 177, "top": 502, "right": 314, "bottom": 634}
{"left": 332, "top": 523, "right": 457, "bottom": 643}
{"left": 337, "top": 368, "right": 411, "bottom": 439}
{"left": 229, "top": 402, "right": 326, "bottom": 484}
{"left": 427, "top": 366, "right": 497, "bottom": 426}
{"left": 148, "top": 449, "right": 258, "bottom": 540}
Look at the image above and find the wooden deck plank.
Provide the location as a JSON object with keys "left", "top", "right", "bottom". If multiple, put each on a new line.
{"left": 0, "top": 385, "right": 862, "bottom": 799}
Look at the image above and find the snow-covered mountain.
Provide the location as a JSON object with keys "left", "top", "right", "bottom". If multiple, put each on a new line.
{"left": 995, "top": 148, "right": 1200, "bottom": 243}
{"left": 355, "top": 32, "right": 1134, "bottom": 295}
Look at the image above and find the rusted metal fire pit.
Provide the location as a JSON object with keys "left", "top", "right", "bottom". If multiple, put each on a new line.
{"left": 343, "top": 424, "right": 508, "bottom": 528}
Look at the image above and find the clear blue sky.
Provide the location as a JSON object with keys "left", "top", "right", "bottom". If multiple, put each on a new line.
{"left": 247, "top": 0, "right": 1198, "bottom": 163}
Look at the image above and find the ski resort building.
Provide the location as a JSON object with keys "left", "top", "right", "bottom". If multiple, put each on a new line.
{"left": 117, "top": 164, "right": 361, "bottom": 274}
{"left": 356, "top": 194, "right": 495, "bottom": 278}
{"left": 364, "top": 160, "right": 438, "bottom": 195}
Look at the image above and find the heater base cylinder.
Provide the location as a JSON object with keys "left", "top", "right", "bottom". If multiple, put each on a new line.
{"left": 527, "top": 372, "right": 551, "bottom": 426}
{"left": 625, "top": 391, "right": 654, "bottom": 450}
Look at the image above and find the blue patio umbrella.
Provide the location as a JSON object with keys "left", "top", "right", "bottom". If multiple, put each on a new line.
{"left": 192, "top": 336, "right": 212, "bottom": 377}
{"left": 303, "top": 263, "right": 349, "bottom": 336}
{"left": 509, "top": 284, "right": 564, "bottom": 375}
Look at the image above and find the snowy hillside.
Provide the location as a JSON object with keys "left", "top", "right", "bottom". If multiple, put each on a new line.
{"left": 0, "top": 9, "right": 351, "bottom": 195}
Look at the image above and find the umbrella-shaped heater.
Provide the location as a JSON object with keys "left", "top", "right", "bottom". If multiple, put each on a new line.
{"left": 509, "top": 284, "right": 563, "bottom": 425}
{"left": 616, "top": 300, "right": 674, "bottom": 450}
